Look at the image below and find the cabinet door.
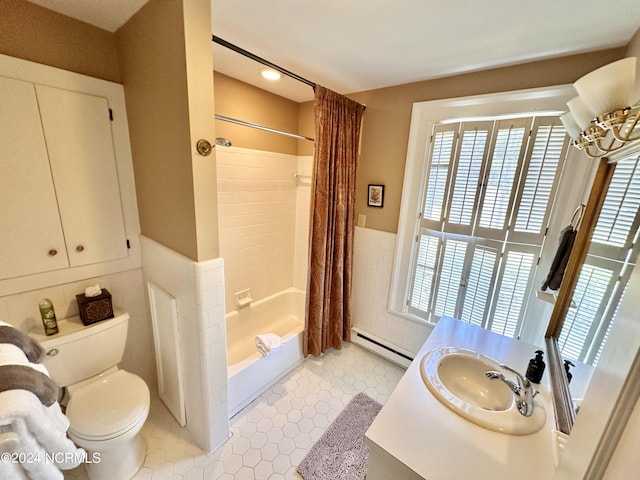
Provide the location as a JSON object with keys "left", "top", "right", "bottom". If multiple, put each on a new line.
{"left": 35, "top": 85, "right": 128, "bottom": 267}
{"left": 0, "top": 76, "right": 69, "bottom": 278}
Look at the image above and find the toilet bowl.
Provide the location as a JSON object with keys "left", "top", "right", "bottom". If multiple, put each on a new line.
{"left": 66, "top": 367, "right": 150, "bottom": 480}
{"left": 29, "top": 310, "right": 150, "bottom": 480}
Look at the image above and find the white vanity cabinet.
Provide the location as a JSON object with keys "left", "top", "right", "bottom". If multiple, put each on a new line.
{"left": 0, "top": 54, "right": 140, "bottom": 295}
{"left": 0, "top": 77, "right": 127, "bottom": 279}
{"left": 365, "top": 317, "right": 557, "bottom": 480}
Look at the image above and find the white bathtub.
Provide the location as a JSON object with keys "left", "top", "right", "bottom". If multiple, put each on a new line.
{"left": 226, "top": 287, "right": 305, "bottom": 417}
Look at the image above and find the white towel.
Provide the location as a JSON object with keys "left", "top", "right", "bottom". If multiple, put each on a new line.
{"left": 255, "top": 333, "right": 283, "bottom": 356}
{"left": 0, "top": 327, "right": 86, "bottom": 479}
{"left": 0, "top": 343, "right": 49, "bottom": 376}
{"left": 0, "top": 390, "right": 86, "bottom": 480}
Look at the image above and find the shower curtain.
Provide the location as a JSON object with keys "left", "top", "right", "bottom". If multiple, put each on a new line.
{"left": 304, "top": 85, "right": 366, "bottom": 357}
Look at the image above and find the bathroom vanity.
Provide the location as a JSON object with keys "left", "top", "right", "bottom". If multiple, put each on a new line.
{"left": 365, "top": 317, "right": 562, "bottom": 480}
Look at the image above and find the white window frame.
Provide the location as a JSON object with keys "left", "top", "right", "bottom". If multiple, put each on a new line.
{"left": 389, "top": 85, "right": 588, "bottom": 346}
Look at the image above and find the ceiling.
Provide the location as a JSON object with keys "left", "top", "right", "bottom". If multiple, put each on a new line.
{"left": 26, "top": 0, "right": 640, "bottom": 103}
{"left": 26, "top": 0, "right": 150, "bottom": 33}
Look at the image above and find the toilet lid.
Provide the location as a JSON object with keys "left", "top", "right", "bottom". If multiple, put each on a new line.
{"left": 67, "top": 370, "right": 150, "bottom": 441}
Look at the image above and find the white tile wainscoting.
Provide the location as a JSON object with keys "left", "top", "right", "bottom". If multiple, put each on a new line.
{"left": 351, "top": 226, "right": 433, "bottom": 357}
{"left": 140, "top": 235, "right": 229, "bottom": 454}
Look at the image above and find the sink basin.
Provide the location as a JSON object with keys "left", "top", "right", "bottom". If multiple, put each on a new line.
{"left": 420, "top": 347, "right": 546, "bottom": 435}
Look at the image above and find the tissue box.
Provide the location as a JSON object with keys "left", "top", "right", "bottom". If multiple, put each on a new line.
{"left": 76, "top": 288, "right": 114, "bottom": 326}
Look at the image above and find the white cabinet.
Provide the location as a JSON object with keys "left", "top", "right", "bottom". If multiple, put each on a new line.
{"left": 0, "top": 77, "right": 128, "bottom": 280}
{"left": 36, "top": 85, "right": 128, "bottom": 268}
{"left": 0, "top": 54, "right": 140, "bottom": 295}
{"left": 0, "top": 76, "right": 69, "bottom": 278}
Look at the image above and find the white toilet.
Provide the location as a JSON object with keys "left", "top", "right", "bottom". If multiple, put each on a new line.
{"left": 31, "top": 310, "right": 150, "bottom": 480}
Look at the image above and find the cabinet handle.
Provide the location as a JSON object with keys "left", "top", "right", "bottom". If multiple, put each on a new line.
{"left": 76, "top": 245, "right": 85, "bottom": 252}
{"left": 48, "top": 249, "right": 58, "bottom": 256}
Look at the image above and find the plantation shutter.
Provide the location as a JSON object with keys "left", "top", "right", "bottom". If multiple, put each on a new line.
{"left": 408, "top": 115, "right": 569, "bottom": 341}
{"left": 510, "top": 118, "right": 570, "bottom": 244}
{"left": 558, "top": 258, "right": 620, "bottom": 362}
{"left": 487, "top": 245, "right": 538, "bottom": 338}
{"left": 476, "top": 119, "right": 529, "bottom": 240}
{"left": 432, "top": 238, "right": 468, "bottom": 321}
{"left": 592, "top": 282, "right": 628, "bottom": 365}
{"left": 423, "top": 124, "right": 458, "bottom": 230}
{"left": 414, "top": 236, "right": 503, "bottom": 326}
{"left": 409, "top": 234, "right": 441, "bottom": 317}
{"left": 444, "top": 122, "right": 492, "bottom": 235}
{"left": 460, "top": 241, "right": 501, "bottom": 328}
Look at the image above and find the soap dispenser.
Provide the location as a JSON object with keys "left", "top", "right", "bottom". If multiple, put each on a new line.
{"left": 525, "top": 350, "right": 545, "bottom": 383}
{"left": 564, "top": 360, "right": 575, "bottom": 384}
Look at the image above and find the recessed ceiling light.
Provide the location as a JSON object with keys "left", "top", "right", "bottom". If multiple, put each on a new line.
{"left": 260, "top": 68, "right": 282, "bottom": 81}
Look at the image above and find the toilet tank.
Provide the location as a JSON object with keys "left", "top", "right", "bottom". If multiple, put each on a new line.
{"left": 29, "top": 310, "right": 130, "bottom": 387}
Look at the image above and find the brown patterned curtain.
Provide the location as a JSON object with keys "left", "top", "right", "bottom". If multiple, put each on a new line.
{"left": 304, "top": 85, "right": 366, "bottom": 357}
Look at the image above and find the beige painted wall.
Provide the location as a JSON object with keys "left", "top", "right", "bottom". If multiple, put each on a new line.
{"left": 297, "top": 101, "right": 315, "bottom": 157}
{"left": 348, "top": 48, "right": 626, "bottom": 233}
{"left": 0, "top": 0, "right": 120, "bottom": 83}
{"left": 214, "top": 72, "right": 301, "bottom": 155}
{"left": 183, "top": 0, "right": 219, "bottom": 261}
{"left": 117, "top": 0, "right": 218, "bottom": 261}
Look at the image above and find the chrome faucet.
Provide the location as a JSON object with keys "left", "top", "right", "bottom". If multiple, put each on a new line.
{"left": 485, "top": 364, "right": 538, "bottom": 417}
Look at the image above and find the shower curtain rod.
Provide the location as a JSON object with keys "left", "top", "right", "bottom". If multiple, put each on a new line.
{"left": 215, "top": 114, "right": 315, "bottom": 142}
{"left": 212, "top": 35, "right": 316, "bottom": 88}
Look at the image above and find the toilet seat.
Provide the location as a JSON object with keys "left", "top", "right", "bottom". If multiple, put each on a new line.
{"left": 66, "top": 369, "right": 150, "bottom": 442}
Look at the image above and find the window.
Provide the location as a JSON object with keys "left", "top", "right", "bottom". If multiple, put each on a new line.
{"left": 557, "top": 152, "right": 640, "bottom": 365}
{"left": 408, "top": 116, "right": 570, "bottom": 338}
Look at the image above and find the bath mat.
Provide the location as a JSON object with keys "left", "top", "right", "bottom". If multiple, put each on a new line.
{"left": 297, "top": 392, "right": 382, "bottom": 480}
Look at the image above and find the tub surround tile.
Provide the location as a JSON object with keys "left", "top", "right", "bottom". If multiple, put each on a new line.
{"left": 216, "top": 148, "right": 311, "bottom": 313}
{"left": 196, "top": 257, "right": 229, "bottom": 452}
{"left": 293, "top": 156, "right": 313, "bottom": 290}
{"left": 141, "top": 235, "right": 229, "bottom": 454}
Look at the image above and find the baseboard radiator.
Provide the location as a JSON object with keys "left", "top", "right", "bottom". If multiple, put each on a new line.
{"left": 350, "top": 328, "right": 414, "bottom": 369}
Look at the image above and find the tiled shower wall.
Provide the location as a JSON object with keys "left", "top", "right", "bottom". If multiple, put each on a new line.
{"left": 214, "top": 149, "right": 431, "bottom": 357}
{"left": 216, "top": 147, "right": 312, "bottom": 313}
{"left": 0, "top": 269, "right": 156, "bottom": 388}
{"left": 293, "top": 155, "right": 313, "bottom": 290}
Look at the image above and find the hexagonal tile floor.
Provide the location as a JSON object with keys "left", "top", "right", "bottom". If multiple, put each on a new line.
{"left": 64, "top": 342, "right": 405, "bottom": 479}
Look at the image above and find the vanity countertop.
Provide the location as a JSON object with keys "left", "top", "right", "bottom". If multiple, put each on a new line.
{"left": 365, "top": 316, "right": 557, "bottom": 480}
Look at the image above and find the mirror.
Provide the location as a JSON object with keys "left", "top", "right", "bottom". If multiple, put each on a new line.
{"left": 545, "top": 144, "right": 640, "bottom": 435}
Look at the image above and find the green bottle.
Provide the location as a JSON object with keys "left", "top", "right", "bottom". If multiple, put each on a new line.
{"left": 39, "top": 298, "right": 59, "bottom": 336}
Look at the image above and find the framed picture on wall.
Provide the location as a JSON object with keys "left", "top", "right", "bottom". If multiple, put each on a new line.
{"left": 368, "top": 184, "right": 384, "bottom": 208}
